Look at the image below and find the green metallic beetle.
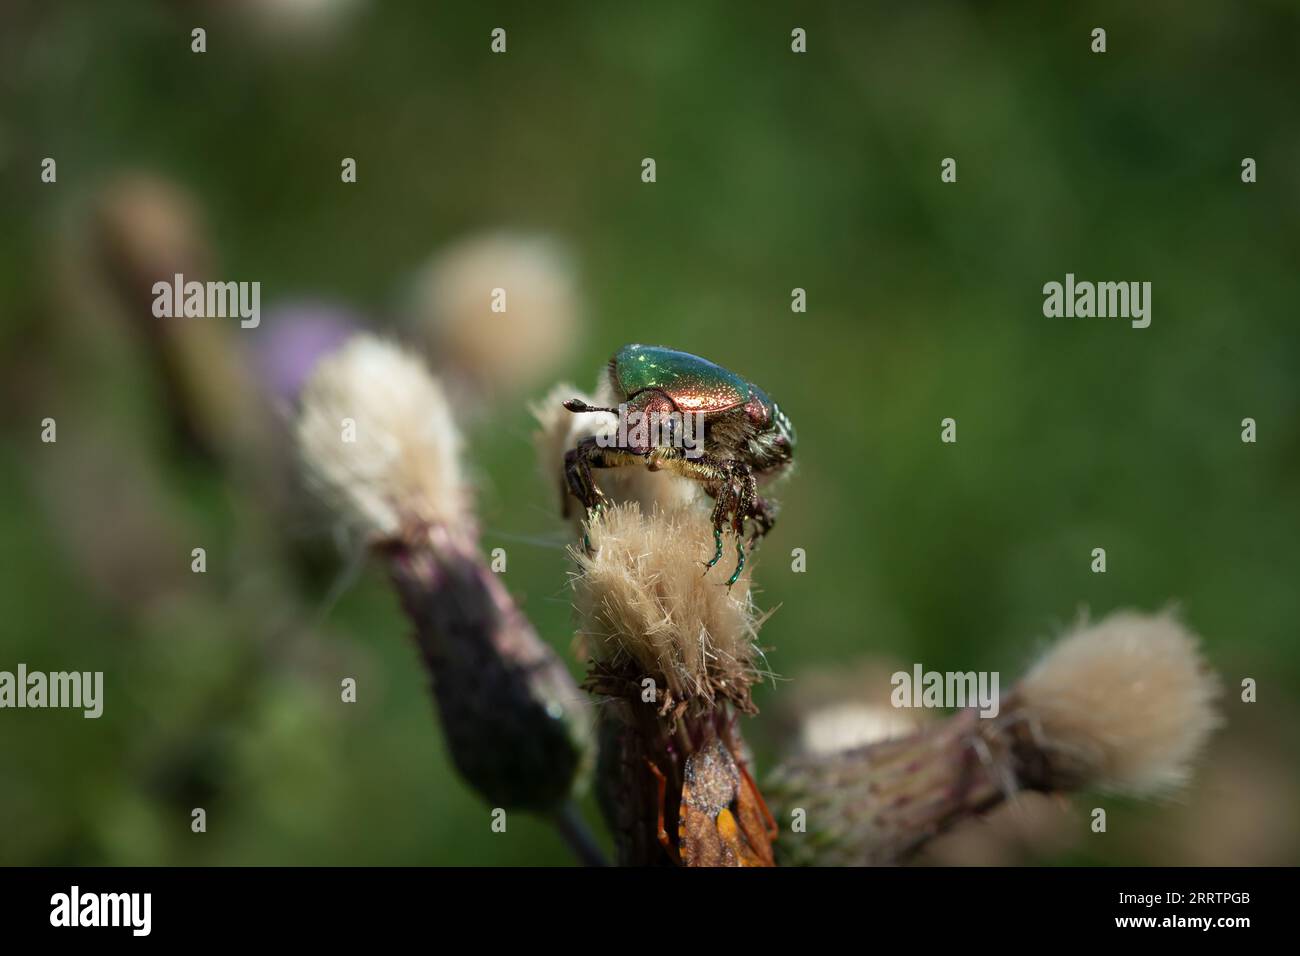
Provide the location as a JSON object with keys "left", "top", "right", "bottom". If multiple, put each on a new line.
{"left": 562, "top": 344, "right": 796, "bottom": 585}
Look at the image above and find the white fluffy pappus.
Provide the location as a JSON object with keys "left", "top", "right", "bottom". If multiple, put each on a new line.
{"left": 295, "top": 334, "right": 469, "bottom": 540}
{"left": 569, "top": 502, "right": 770, "bottom": 712}
{"left": 1016, "top": 610, "right": 1222, "bottom": 796}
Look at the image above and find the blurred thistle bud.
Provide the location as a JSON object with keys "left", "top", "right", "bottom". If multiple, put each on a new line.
{"left": 768, "top": 610, "right": 1222, "bottom": 866}
{"left": 249, "top": 301, "right": 362, "bottom": 409}
{"left": 1012, "top": 609, "right": 1222, "bottom": 794}
{"left": 215, "top": 0, "right": 367, "bottom": 46}
{"left": 770, "top": 658, "right": 925, "bottom": 758}
{"left": 570, "top": 503, "right": 776, "bottom": 866}
{"left": 84, "top": 172, "right": 270, "bottom": 466}
{"left": 405, "top": 233, "right": 580, "bottom": 408}
{"left": 296, "top": 335, "right": 593, "bottom": 814}
{"left": 244, "top": 301, "right": 366, "bottom": 557}
{"left": 91, "top": 173, "right": 212, "bottom": 305}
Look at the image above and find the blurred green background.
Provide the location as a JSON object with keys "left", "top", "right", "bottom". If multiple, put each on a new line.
{"left": 2, "top": 0, "right": 1297, "bottom": 865}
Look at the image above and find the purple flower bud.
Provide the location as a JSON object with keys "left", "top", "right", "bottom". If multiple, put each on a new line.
{"left": 251, "top": 303, "right": 361, "bottom": 405}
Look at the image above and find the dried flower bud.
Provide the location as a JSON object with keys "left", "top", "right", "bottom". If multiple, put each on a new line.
{"left": 91, "top": 173, "right": 212, "bottom": 305}
{"left": 769, "top": 610, "right": 1221, "bottom": 866}
{"left": 570, "top": 502, "right": 767, "bottom": 716}
{"left": 406, "top": 233, "right": 580, "bottom": 403}
{"left": 1014, "top": 609, "right": 1221, "bottom": 794}
{"left": 221, "top": 0, "right": 367, "bottom": 42}
{"left": 82, "top": 173, "right": 270, "bottom": 466}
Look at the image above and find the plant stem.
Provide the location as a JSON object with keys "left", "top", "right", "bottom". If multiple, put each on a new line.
{"left": 553, "top": 801, "right": 609, "bottom": 867}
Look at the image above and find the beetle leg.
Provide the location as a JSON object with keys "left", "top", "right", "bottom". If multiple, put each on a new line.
{"left": 704, "top": 490, "right": 729, "bottom": 571}
{"left": 724, "top": 465, "right": 756, "bottom": 586}
{"left": 565, "top": 437, "right": 646, "bottom": 550}
{"left": 727, "top": 517, "right": 747, "bottom": 586}
{"left": 584, "top": 448, "right": 753, "bottom": 581}
{"left": 732, "top": 470, "right": 778, "bottom": 548}
{"left": 677, "top": 457, "right": 758, "bottom": 584}
{"left": 563, "top": 442, "right": 598, "bottom": 551}
{"left": 703, "top": 464, "right": 746, "bottom": 575}
{"left": 562, "top": 439, "right": 605, "bottom": 513}
{"left": 705, "top": 528, "right": 724, "bottom": 570}
{"left": 726, "top": 536, "right": 746, "bottom": 586}
{"left": 563, "top": 437, "right": 652, "bottom": 511}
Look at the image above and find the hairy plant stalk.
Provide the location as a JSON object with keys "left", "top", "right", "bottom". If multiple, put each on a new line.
{"left": 383, "top": 523, "right": 592, "bottom": 814}
{"left": 593, "top": 697, "right": 757, "bottom": 866}
{"left": 769, "top": 706, "right": 1028, "bottom": 866}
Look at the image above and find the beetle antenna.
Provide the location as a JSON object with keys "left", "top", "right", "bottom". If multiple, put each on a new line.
{"left": 563, "top": 399, "right": 619, "bottom": 415}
